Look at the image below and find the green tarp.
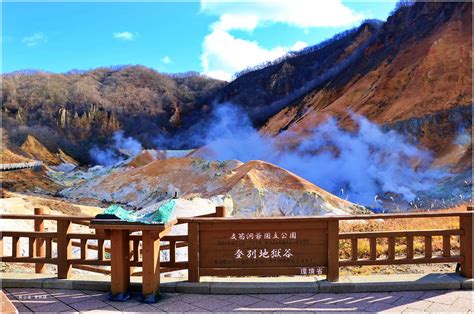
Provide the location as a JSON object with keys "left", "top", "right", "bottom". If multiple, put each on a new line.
{"left": 102, "top": 199, "right": 176, "bottom": 224}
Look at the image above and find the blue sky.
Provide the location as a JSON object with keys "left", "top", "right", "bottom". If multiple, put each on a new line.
{"left": 2, "top": 1, "right": 397, "bottom": 81}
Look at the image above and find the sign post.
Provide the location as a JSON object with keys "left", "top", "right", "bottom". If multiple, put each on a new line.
{"left": 184, "top": 217, "right": 337, "bottom": 281}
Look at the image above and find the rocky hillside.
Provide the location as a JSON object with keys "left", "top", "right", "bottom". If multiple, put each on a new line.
{"left": 212, "top": 20, "right": 382, "bottom": 125}
{"left": 59, "top": 152, "right": 365, "bottom": 216}
{"left": 219, "top": 2, "right": 471, "bottom": 162}
{"left": 2, "top": 67, "right": 225, "bottom": 163}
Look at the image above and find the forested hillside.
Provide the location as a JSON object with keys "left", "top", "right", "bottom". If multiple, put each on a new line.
{"left": 2, "top": 66, "right": 224, "bottom": 162}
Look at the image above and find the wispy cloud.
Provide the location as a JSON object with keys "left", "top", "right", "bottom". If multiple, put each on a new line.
{"left": 161, "top": 56, "right": 172, "bottom": 64}
{"left": 200, "top": 0, "right": 364, "bottom": 80}
{"left": 201, "top": 0, "right": 363, "bottom": 30}
{"left": 22, "top": 32, "right": 46, "bottom": 47}
{"left": 113, "top": 31, "right": 136, "bottom": 41}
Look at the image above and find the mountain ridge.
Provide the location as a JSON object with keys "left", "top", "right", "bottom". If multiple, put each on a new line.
{"left": 1, "top": 1, "right": 471, "bottom": 167}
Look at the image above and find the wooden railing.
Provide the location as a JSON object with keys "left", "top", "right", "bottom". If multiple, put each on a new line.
{"left": 333, "top": 209, "right": 473, "bottom": 280}
{"left": 180, "top": 208, "right": 473, "bottom": 282}
{"left": 1, "top": 206, "right": 472, "bottom": 283}
{"left": 0, "top": 208, "right": 190, "bottom": 278}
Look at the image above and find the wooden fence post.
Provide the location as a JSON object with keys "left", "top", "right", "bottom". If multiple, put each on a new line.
{"left": 188, "top": 222, "right": 200, "bottom": 282}
{"left": 216, "top": 206, "right": 226, "bottom": 218}
{"left": 141, "top": 231, "right": 160, "bottom": 300}
{"left": 460, "top": 206, "right": 472, "bottom": 278}
{"left": 57, "top": 220, "right": 72, "bottom": 279}
{"left": 34, "top": 208, "right": 46, "bottom": 273}
{"left": 110, "top": 230, "right": 131, "bottom": 295}
{"left": 327, "top": 219, "right": 339, "bottom": 282}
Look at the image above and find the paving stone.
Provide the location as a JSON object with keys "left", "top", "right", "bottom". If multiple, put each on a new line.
{"left": 252, "top": 293, "right": 296, "bottom": 302}
{"left": 213, "top": 304, "right": 254, "bottom": 312}
{"left": 10, "top": 298, "right": 34, "bottom": 313}
{"left": 364, "top": 292, "right": 401, "bottom": 304}
{"left": 9, "top": 290, "right": 58, "bottom": 309}
{"left": 364, "top": 301, "right": 401, "bottom": 312}
{"left": 5, "top": 288, "right": 46, "bottom": 296}
{"left": 452, "top": 296, "right": 474, "bottom": 309}
{"left": 156, "top": 299, "right": 208, "bottom": 312}
{"left": 222, "top": 295, "right": 262, "bottom": 306}
{"left": 119, "top": 303, "right": 157, "bottom": 312}
{"left": 391, "top": 296, "right": 433, "bottom": 310}
{"left": 304, "top": 300, "right": 360, "bottom": 312}
{"left": 402, "top": 308, "right": 426, "bottom": 313}
{"left": 425, "top": 301, "right": 469, "bottom": 313}
{"left": 190, "top": 296, "right": 233, "bottom": 311}
{"left": 378, "top": 304, "right": 410, "bottom": 313}
{"left": 391, "top": 290, "right": 427, "bottom": 299}
{"left": 341, "top": 295, "right": 377, "bottom": 310}
{"left": 45, "top": 289, "right": 97, "bottom": 304}
{"left": 12, "top": 303, "right": 33, "bottom": 313}
{"left": 173, "top": 293, "right": 212, "bottom": 303}
{"left": 210, "top": 294, "right": 235, "bottom": 300}
{"left": 80, "top": 290, "right": 111, "bottom": 301}
{"left": 280, "top": 294, "right": 319, "bottom": 308}
{"left": 238, "top": 299, "right": 289, "bottom": 312}
{"left": 448, "top": 290, "right": 474, "bottom": 300}
{"left": 29, "top": 301, "right": 74, "bottom": 313}
{"left": 83, "top": 306, "right": 121, "bottom": 313}
{"left": 105, "top": 299, "right": 143, "bottom": 311}
{"left": 324, "top": 295, "right": 355, "bottom": 305}
{"left": 3, "top": 284, "right": 474, "bottom": 313}
{"left": 421, "top": 290, "right": 459, "bottom": 305}
{"left": 70, "top": 298, "right": 110, "bottom": 311}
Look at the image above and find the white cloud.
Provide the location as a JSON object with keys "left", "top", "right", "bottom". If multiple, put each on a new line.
{"left": 212, "top": 14, "right": 259, "bottom": 31}
{"left": 201, "top": 29, "right": 307, "bottom": 81}
{"left": 161, "top": 56, "right": 172, "bottom": 64}
{"left": 200, "top": 0, "right": 363, "bottom": 81}
{"left": 201, "top": 0, "right": 363, "bottom": 29}
{"left": 22, "top": 32, "right": 46, "bottom": 47}
{"left": 113, "top": 31, "right": 136, "bottom": 41}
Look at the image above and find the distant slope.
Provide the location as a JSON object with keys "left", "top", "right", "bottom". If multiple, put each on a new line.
{"left": 0, "top": 130, "right": 61, "bottom": 193}
{"left": 284, "top": 3, "right": 470, "bottom": 157}
{"left": 212, "top": 20, "right": 382, "bottom": 125}
{"left": 60, "top": 157, "right": 365, "bottom": 216}
{"left": 2, "top": 66, "right": 225, "bottom": 163}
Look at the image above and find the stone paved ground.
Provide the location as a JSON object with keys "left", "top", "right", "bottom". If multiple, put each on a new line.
{"left": 3, "top": 288, "right": 473, "bottom": 313}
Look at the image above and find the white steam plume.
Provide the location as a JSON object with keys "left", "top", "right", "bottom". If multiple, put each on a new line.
{"left": 199, "top": 104, "right": 446, "bottom": 206}
{"left": 89, "top": 131, "right": 142, "bottom": 166}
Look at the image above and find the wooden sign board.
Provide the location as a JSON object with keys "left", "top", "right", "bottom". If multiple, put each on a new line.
{"left": 197, "top": 220, "right": 328, "bottom": 277}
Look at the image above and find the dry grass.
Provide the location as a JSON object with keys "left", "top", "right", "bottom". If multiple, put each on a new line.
{"left": 337, "top": 205, "right": 469, "bottom": 275}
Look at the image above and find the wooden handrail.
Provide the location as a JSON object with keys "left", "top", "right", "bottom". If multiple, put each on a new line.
{"left": 178, "top": 211, "right": 473, "bottom": 223}
{"left": 161, "top": 235, "right": 188, "bottom": 241}
{"left": 1, "top": 231, "right": 57, "bottom": 238}
{"left": 0, "top": 214, "right": 95, "bottom": 221}
{"left": 339, "top": 256, "right": 463, "bottom": 266}
{"left": 339, "top": 229, "right": 464, "bottom": 239}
